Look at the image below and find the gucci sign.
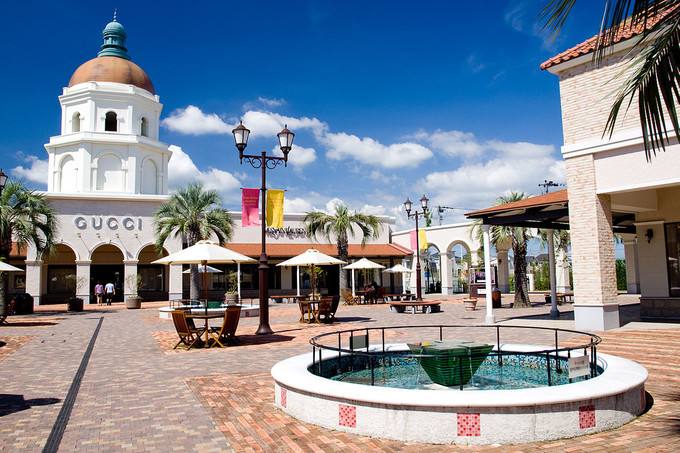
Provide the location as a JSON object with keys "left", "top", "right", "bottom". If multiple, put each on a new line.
{"left": 74, "top": 216, "right": 142, "bottom": 231}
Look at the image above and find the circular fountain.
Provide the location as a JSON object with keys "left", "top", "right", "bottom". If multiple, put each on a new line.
{"left": 271, "top": 325, "right": 647, "bottom": 445}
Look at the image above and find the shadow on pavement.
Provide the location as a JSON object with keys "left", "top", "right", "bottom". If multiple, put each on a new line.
{"left": 0, "top": 394, "right": 60, "bottom": 417}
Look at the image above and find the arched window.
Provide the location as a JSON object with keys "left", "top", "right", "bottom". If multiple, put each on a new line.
{"left": 105, "top": 111, "right": 118, "bottom": 132}
{"left": 140, "top": 117, "right": 149, "bottom": 137}
{"left": 140, "top": 159, "right": 158, "bottom": 194}
{"left": 72, "top": 112, "right": 81, "bottom": 133}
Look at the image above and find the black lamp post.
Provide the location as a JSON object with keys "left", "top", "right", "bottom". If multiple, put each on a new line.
{"left": 403, "top": 194, "right": 429, "bottom": 301}
{"left": 232, "top": 122, "right": 294, "bottom": 335}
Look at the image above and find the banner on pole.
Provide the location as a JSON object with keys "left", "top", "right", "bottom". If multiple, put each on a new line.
{"left": 241, "top": 188, "right": 260, "bottom": 227}
{"left": 409, "top": 229, "right": 429, "bottom": 251}
{"left": 267, "top": 189, "right": 285, "bottom": 228}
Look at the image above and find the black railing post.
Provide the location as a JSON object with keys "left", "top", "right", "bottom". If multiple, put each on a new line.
{"left": 555, "top": 330, "right": 561, "bottom": 373}
{"left": 370, "top": 356, "right": 375, "bottom": 386}
{"left": 319, "top": 349, "right": 323, "bottom": 376}
{"left": 496, "top": 326, "right": 502, "bottom": 367}
{"left": 439, "top": 325, "right": 443, "bottom": 341}
{"left": 337, "top": 332, "right": 342, "bottom": 373}
{"left": 458, "top": 356, "right": 464, "bottom": 391}
{"left": 312, "top": 345, "right": 316, "bottom": 374}
{"left": 546, "top": 352, "right": 552, "bottom": 386}
{"left": 350, "top": 331, "right": 354, "bottom": 371}
{"left": 567, "top": 349, "right": 572, "bottom": 383}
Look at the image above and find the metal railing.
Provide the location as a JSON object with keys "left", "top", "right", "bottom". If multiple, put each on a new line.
{"left": 309, "top": 325, "right": 602, "bottom": 390}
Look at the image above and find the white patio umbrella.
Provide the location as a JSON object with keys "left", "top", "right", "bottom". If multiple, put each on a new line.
{"left": 277, "top": 249, "right": 346, "bottom": 299}
{"left": 0, "top": 262, "right": 24, "bottom": 273}
{"left": 383, "top": 263, "right": 413, "bottom": 294}
{"left": 182, "top": 264, "right": 222, "bottom": 274}
{"left": 344, "top": 258, "right": 385, "bottom": 296}
{"left": 152, "top": 240, "right": 256, "bottom": 304}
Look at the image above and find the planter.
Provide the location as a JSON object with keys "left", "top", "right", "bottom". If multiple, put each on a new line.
{"left": 463, "top": 298, "right": 477, "bottom": 311}
{"left": 224, "top": 293, "right": 239, "bottom": 305}
{"left": 125, "top": 296, "right": 142, "bottom": 309}
{"left": 13, "top": 293, "right": 34, "bottom": 315}
{"left": 67, "top": 297, "right": 84, "bottom": 312}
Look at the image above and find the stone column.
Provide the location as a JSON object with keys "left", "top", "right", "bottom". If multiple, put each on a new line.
{"left": 25, "top": 260, "right": 43, "bottom": 307}
{"left": 496, "top": 248, "right": 510, "bottom": 293}
{"left": 566, "top": 155, "right": 619, "bottom": 330}
{"left": 546, "top": 230, "right": 559, "bottom": 319}
{"left": 123, "top": 260, "right": 138, "bottom": 300}
{"left": 482, "top": 225, "right": 494, "bottom": 324}
{"left": 75, "top": 260, "right": 92, "bottom": 304}
{"left": 623, "top": 239, "right": 641, "bottom": 294}
{"left": 168, "top": 264, "right": 183, "bottom": 300}
{"left": 556, "top": 249, "right": 571, "bottom": 292}
{"left": 440, "top": 252, "right": 450, "bottom": 294}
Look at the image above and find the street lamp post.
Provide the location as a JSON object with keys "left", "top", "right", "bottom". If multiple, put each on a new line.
{"left": 403, "top": 195, "right": 429, "bottom": 301}
{"left": 232, "top": 122, "right": 294, "bottom": 335}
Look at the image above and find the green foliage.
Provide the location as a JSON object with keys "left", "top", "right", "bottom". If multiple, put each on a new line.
{"left": 616, "top": 259, "right": 628, "bottom": 291}
{"left": 225, "top": 271, "right": 238, "bottom": 294}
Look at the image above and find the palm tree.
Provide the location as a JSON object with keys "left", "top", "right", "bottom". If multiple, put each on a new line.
{"left": 472, "top": 192, "right": 533, "bottom": 308}
{"left": 0, "top": 181, "right": 57, "bottom": 315}
{"left": 542, "top": 0, "right": 680, "bottom": 159}
{"left": 154, "top": 183, "right": 234, "bottom": 300}
{"left": 304, "top": 204, "right": 383, "bottom": 291}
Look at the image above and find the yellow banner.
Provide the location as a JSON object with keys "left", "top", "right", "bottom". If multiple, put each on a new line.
{"left": 419, "top": 228, "right": 428, "bottom": 250}
{"left": 266, "top": 189, "right": 284, "bottom": 228}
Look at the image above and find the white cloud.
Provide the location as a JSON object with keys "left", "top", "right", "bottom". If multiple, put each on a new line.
{"left": 360, "top": 204, "right": 387, "bottom": 215}
{"left": 241, "top": 110, "right": 327, "bottom": 138}
{"left": 161, "top": 105, "right": 232, "bottom": 135}
{"left": 168, "top": 145, "right": 241, "bottom": 202}
{"left": 11, "top": 154, "right": 48, "bottom": 185}
{"left": 285, "top": 197, "right": 314, "bottom": 213}
{"left": 324, "top": 132, "right": 433, "bottom": 168}
{"left": 413, "top": 129, "right": 484, "bottom": 158}
{"left": 273, "top": 144, "right": 317, "bottom": 168}
{"left": 325, "top": 197, "right": 346, "bottom": 213}
{"left": 466, "top": 53, "right": 486, "bottom": 73}
{"left": 257, "top": 96, "right": 285, "bottom": 108}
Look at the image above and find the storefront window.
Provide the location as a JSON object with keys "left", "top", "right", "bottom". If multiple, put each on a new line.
{"left": 47, "top": 266, "right": 76, "bottom": 294}
{"left": 665, "top": 223, "right": 680, "bottom": 296}
{"left": 138, "top": 265, "right": 164, "bottom": 291}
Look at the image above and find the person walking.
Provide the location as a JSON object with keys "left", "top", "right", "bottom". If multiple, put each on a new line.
{"left": 94, "top": 281, "right": 104, "bottom": 306}
{"left": 104, "top": 281, "right": 115, "bottom": 306}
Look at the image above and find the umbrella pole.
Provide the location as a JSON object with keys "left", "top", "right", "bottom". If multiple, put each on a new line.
{"left": 351, "top": 269, "right": 355, "bottom": 297}
{"left": 296, "top": 266, "right": 300, "bottom": 297}
{"left": 202, "top": 260, "right": 208, "bottom": 315}
{"left": 237, "top": 262, "right": 241, "bottom": 302}
{"left": 311, "top": 264, "right": 316, "bottom": 300}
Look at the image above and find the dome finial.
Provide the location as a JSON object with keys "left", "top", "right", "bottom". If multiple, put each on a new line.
{"left": 98, "top": 14, "right": 130, "bottom": 60}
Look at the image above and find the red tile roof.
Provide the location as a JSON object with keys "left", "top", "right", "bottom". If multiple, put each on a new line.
{"left": 9, "top": 243, "right": 27, "bottom": 258}
{"left": 465, "top": 189, "right": 568, "bottom": 218}
{"left": 540, "top": 6, "right": 678, "bottom": 70}
{"left": 226, "top": 242, "right": 412, "bottom": 258}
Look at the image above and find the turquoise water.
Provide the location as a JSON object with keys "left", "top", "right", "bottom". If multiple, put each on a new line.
{"left": 323, "top": 354, "right": 597, "bottom": 390}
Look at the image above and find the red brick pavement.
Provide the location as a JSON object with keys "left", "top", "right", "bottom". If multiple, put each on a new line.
{"left": 0, "top": 335, "right": 32, "bottom": 362}
{"left": 189, "top": 328, "right": 680, "bottom": 452}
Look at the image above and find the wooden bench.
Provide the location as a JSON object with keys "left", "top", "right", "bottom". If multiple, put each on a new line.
{"left": 544, "top": 292, "right": 574, "bottom": 305}
{"left": 389, "top": 300, "right": 441, "bottom": 314}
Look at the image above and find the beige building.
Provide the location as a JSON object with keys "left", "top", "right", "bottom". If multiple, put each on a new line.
{"left": 541, "top": 13, "right": 680, "bottom": 330}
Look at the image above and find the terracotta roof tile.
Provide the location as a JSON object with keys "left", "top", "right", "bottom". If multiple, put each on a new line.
{"left": 226, "top": 243, "right": 412, "bottom": 258}
{"left": 465, "top": 189, "right": 568, "bottom": 218}
{"left": 540, "top": 6, "right": 677, "bottom": 70}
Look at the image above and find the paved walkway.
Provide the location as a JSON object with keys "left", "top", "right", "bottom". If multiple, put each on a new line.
{"left": 0, "top": 296, "right": 678, "bottom": 452}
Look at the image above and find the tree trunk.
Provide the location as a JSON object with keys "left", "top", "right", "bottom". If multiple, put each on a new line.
{"left": 0, "top": 243, "right": 9, "bottom": 317}
{"left": 513, "top": 240, "right": 530, "bottom": 308}
{"left": 337, "top": 238, "right": 349, "bottom": 291}
{"left": 0, "top": 271, "right": 6, "bottom": 318}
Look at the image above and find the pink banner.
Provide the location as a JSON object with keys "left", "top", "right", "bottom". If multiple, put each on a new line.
{"left": 241, "top": 188, "right": 260, "bottom": 227}
{"left": 409, "top": 230, "right": 417, "bottom": 251}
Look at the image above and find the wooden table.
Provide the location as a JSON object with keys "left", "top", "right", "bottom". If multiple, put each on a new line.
{"left": 271, "top": 295, "right": 299, "bottom": 304}
{"left": 298, "top": 300, "right": 320, "bottom": 323}
{"left": 389, "top": 300, "right": 441, "bottom": 314}
{"left": 187, "top": 312, "right": 224, "bottom": 347}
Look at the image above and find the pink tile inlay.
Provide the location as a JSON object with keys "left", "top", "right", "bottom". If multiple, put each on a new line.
{"left": 339, "top": 404, "right": 356, "bottom": 428}
{"left": 457, "top": 413, "right": 481, "bottom": 436}
{"left": 579, "top": 405, "right": 596, "bottom": 429}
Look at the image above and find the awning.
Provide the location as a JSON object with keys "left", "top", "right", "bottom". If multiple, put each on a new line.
{"left": 226, "top": 242, "right": 412, "bottom": 259}
{"left": 465, "top": 189, "right": 635, "bottom": 233}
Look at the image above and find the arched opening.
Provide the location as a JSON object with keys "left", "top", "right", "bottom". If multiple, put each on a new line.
{"left": 104, "top": 111, "right": 118, "bottom": 132}
{"left": 96, "top": 154, "right": 124, "bottom": 191}
{"left": 140, "top": 159, "right": 158, "bottom": 194}
{"left": 423, "top": 244, "right": 442, "bottom": 294}
{"left": 447, "top": 242, "right": 472, "bottom": 293}
{"left": 43, "top": 244, "right": 77, "bottom": 304}
{"left": 59, "top": 156, "right": 78, "bottom": 192}
{"left": 72, "top": 112, "right": 81, "bottom": 133}
{"left": 138, "top": 245, "right": 168, "bottom": 301}
{"left": 90, "top": 244, "right": 124, "bottom": 302}
{"left": 140, "top": 117, "right": 149, "bottom": 137}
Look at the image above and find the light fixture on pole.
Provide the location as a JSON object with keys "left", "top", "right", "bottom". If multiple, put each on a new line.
{"left": 403, "top": 194, "right": 429, "bottom": 301}
{"left": 232, "top": 122, "right": 294, "bottom": 335}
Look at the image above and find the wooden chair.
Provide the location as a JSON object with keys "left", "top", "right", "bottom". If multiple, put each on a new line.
{"left": 319, "top": 295, "right": 340, "bottom": 323}
{"left": 171, "top": 310, "right": 204, "bottom": 350}
{"left": 210, "top": 305, "right": 242, "bottom": 347}
{"left": 298, "top": 298, "right": 313, "bottom": 323}
{"left": 376, "top": 287, "right": 386, "bottom": 303}
{"left": 341, "top": 289, "right": 360, "bottom": 305}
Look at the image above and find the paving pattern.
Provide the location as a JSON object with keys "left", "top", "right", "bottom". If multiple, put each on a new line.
{"left": 0, "top": 295, "right": 677, "bottom": 452}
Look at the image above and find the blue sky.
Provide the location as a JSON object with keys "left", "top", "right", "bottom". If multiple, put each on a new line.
{"left": 1, "top": 0, "right": 606, "bottom": 236}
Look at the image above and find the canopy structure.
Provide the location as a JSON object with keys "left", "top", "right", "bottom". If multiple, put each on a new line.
{"left": 182, "top": 265, "right": 222, "bottom": 274}
{"left": 383, "top": 264, "right": 412, "bottom": 273}
{"left": 0, "top": 262, "right": 24, "bottom": 273}
{"left": 464, "top": 189, "right": 639, "bottom": 324}
{"left": 277, "top": 249, "right": 346, "bottom": 299}
{"left": 152, "top": 240, "right": 256, "bottom": 302}
{"left": 344, "top": 258, "right": 385, "bottom": 296}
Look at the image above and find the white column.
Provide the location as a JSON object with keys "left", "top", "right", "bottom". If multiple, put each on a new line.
{"left": 482, "top": 225, "right": 494, "bottom": 324}
{"left": 237, "top": 262, "right": 242, "bottom": 300}
{"left": 168, "top": 263, "right": 183, "bottom": 300}
{"left": 123, "top": 260, "right": 138, "bottom": 300}
{"left": 440, "top": 254, "right": 450, "bottom": 294}
{"left": 496, "top": 248, "right": 510, "bottom": 293}
{"left": 296, "top": 266, "right": 301, "bottom": 297}
{"left": 75, "top": 260, "right": 91, "bottom": 304}
{"left": 25, "top": 260, "right": 43, "bottom": 306}
{"left": 547, "top": 230, "right": 559, "bottom": 319}
{"left": 351, "top": 269, "right": 356, "bottom": 297}
{"left": 623, "top": 239, "right": 640, "bottom": 294}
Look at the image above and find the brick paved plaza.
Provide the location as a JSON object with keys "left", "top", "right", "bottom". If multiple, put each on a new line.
{"left": 0, "top": 295, "right": 678, "bottom": 452}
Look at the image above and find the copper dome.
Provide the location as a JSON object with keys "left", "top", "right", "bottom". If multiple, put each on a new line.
{"left": 68, "top": 56, "right": 155, "bottom": 94}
